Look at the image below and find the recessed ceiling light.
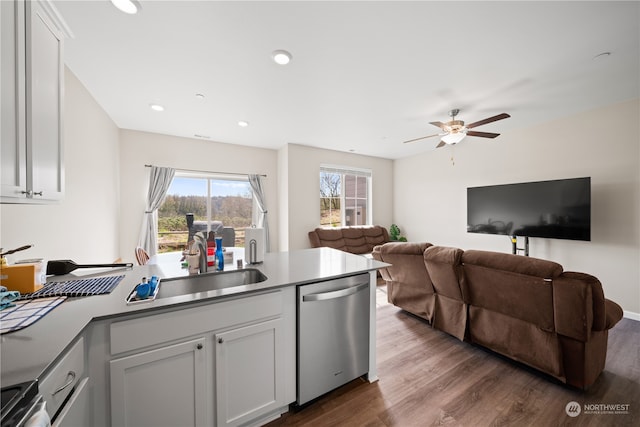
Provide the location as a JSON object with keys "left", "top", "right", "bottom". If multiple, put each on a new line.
{"left": 110, "top": 0, "right": 139, "bottom": 14}
{"left": 149, "top": 103, "right": 164, "bottom": 112}
{"left": 195, "top": 93, "right": 205, "bottom": 99}
{"left": 272, "top": 50, "right": 292, "bottom": 65}
{"left": 238, "top": 121, "right": 249, "bottom": 127}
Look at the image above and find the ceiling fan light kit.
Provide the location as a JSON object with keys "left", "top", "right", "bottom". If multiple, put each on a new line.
{"left": 404, "top": 108, "right": 510, "bottom": 148}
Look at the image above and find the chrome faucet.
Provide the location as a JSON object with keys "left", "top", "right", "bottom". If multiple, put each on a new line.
{"left": 192, "top": 232, "right": 208, "bottom": 273}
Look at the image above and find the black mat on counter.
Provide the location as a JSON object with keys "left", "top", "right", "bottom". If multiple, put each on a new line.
{"left": 20, "top": 275, "right": 125, "bottom": 299}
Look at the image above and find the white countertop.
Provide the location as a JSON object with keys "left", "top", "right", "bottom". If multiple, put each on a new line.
{"left": 1, "top": 248, "right": 387, "bottom": 387}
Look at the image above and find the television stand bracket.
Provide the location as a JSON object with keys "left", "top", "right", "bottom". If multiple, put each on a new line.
{"left": 511, "top": 235, "right": 529, "bottom": 256}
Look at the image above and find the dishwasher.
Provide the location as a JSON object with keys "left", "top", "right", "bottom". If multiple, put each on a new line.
{"left": 297, "top": 273, "right": 370, "bottom": 406}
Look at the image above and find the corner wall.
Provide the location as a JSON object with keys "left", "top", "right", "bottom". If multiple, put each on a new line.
{"left": 393, "top": 98, "right": 640, "bottom": 316}
{"left": 281, "top": 144, "right": 394, "bottom": 251}
{"left": 0, "top": 68, "right": 120, "bottom": 264}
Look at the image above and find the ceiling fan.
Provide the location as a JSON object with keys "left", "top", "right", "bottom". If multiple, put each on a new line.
{"left": 404, "top": 109, "right": 511, "bottom": 148}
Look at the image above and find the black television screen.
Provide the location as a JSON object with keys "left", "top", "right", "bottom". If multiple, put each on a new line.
{"left": 467, "top": 177, "right": 591, "bottom": 241}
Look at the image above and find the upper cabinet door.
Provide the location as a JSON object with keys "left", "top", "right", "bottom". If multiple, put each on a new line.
{"left": 26, "top": 0, "right": 64, "bottom": 201}
{"left": 1, "top": 0, "right": 27, "bottom": 199}
{"left": 1, "top": 0, "right": 66, "bottom": 203}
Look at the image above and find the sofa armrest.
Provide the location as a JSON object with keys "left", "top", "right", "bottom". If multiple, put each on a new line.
{"left": 604, "top": 298, "right": 623, "bottom": 329}
{"left": 308, "top": 230, "right": 322, "bottom": 248}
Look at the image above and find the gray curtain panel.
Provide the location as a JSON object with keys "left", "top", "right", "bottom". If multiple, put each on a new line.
{"left": 248, "top": 174, "right": 269, "bottom": 251}
{"left": 138, "top": 166, "right": 175, "bottom": 256}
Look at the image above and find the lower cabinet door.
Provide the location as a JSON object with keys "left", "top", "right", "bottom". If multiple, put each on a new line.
{"left": 110, "top": 337, "right": 207, "bottom": 427}
{"left": 52, "top": 377, "right": 89, "bottom": 427}
{"left": 215, "top": 318, "right": 284, "bottom": 426}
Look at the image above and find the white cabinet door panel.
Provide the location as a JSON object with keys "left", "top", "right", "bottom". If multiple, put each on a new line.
{"left": 110, "top": 337, "right": 207, "bottom": 427}
{"left": 215, "top": 318, "right": 284, "bottom": 426}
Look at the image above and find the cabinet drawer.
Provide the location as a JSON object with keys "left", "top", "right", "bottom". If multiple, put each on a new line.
{"left": 40, "top": 337, "right": 85, "bottom": 418}
{"left": 111, "top": 290, "right": 283, "bottom": 355}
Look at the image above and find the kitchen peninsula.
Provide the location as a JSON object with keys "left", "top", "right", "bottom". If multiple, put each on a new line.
{"left": 1, "top": 248, "right": 386, "bottom": 426}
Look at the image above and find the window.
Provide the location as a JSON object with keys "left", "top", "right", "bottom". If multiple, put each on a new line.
{"left": 157, "top": 173, "right": 253, "bottom": 252}
{"left": 320, "top": 166, "right": 371, "bottom": 227}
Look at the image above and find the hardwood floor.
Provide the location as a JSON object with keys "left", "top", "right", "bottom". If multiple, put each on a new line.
{"left": 267, "top": 285, "right": 640, "bottom": 427}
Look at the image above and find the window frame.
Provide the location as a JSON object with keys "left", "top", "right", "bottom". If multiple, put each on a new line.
{"left": 157, "top": 171, "right": 254, "bottom": 251}
{"left": 319, "top": 165, "right": 372, "bottom": 227}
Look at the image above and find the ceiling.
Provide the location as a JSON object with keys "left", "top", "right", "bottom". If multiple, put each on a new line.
{"left": 53, "top": 1, "right": 639, "bottom": 160}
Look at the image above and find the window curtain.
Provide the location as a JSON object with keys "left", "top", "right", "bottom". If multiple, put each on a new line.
{"left": 138, "top": 166, "right": 175, "bottom": 257}
{"left": 248, "top": 174, "right": 269, "bottom": 251}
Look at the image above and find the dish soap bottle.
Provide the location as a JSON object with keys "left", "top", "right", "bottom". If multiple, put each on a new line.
{"left": 215, "top": 237, "right": 224, "bottom": 271}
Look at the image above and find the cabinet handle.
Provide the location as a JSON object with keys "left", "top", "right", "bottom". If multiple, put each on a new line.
{"left": 20, "top": 190, "right": 33, "bottom": 196}
{"left": 33, "top": 191, "right": 43, "bottom": 196}
{"left": 53, "top": 371, "right": 76, "bottom": 395}
{"left": 196, "top": 343, "right": 203, "bottom": 350}
{"left": 218, "top": 338, "right": 224, "bottom": 344}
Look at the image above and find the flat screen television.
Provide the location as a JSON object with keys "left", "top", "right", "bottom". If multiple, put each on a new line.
{"left": 467, "top": 177, "right": 591, "bottom": 241}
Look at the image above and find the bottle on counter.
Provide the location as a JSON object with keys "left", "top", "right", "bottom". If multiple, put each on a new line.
{"left": 207, "top": 231, "right": 216, "bottom": 268}
{"left": 215, "top": 237, "right": 224, "bottom": 271}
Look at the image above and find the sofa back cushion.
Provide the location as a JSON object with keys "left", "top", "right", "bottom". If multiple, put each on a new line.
{"left": 373, "top": 242, "right": 435, "bottom": 321}
{"left": 462, "top": 250, "right": 563, "bottom": 331}
{"left": 309, "top": 228, "right": 346, "bottom": 251}
{"left": 308, "top": 226, "right": 389, "bottom": 254}
{"left": 424, "top": 246, "right": 465, "bottom": 301}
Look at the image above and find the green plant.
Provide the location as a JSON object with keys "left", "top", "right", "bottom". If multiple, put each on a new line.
{"left": 389, "top": 224, "right": 407, "bottom": 241}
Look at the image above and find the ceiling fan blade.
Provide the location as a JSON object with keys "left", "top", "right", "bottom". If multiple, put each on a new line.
{"left": 429, "top": 121, "right": 447, "bottom": 130}
{"left": 436, "top": 141, "right": 446, "bottom": 148}
{"left": 403, "top": 133, "right": 441, "bottom": 144}
{"left": 466, "top": 113, "right": 510, "bottom": 129}
{"left": 466, "top": 130, "right": 500, "bottom": 139}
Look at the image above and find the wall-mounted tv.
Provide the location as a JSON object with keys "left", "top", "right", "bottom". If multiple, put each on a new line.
{"left": 467, "top": 177, "right": 591, "bottom": 241}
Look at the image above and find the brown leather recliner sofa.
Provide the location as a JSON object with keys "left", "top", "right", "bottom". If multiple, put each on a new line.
{"left": 372, "top": 242, "right": 624, "bottom": 389}
{"left": 308, "top": 225, "right": 390, "bottom": 255}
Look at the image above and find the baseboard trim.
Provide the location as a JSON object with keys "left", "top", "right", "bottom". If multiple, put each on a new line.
{"left": 623, "top": 311, "right": 640, "bottom": 321}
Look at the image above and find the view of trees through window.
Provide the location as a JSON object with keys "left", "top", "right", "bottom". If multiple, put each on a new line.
{"left": 158, "top": 176, "right": 253, "bottom": 252}
{"left": 320, "top": 169, "right": 370, "bottom": 227}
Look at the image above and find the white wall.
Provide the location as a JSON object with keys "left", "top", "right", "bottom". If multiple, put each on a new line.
{"left": 118, "top": 130, "right": 278, "bottom": 261}
{"left": 0, "top": 68, "right": 121, "bottom": 264}
{"left": 280, "top": 144, "right": 394, "bottom": 251}
{"left": 393, "top": 98, "right": 640, "bottom": 316}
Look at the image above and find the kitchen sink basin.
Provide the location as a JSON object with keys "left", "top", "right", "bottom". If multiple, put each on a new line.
{"left": 157, "top": 268, "right": 268, "bottom": 299}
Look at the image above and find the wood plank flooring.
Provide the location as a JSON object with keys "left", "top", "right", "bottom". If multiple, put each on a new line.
{"left": 267, "top": 285, "right": 640, "bottom": 427}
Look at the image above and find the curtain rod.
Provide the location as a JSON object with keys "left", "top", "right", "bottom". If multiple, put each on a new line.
{"left": 144, "top": 164, "right": 266, "bottom": 178}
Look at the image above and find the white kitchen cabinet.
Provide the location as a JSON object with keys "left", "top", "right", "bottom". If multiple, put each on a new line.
{"left": 1, "top": 0, "right": 66, "bottom": 203}
{"left": 39, "top": 336, "right": 86, "bottom": 421}
{"left": 99, "top": 288, "right": 296, "bottom": 427}
{"left": 110, "top": 337, "right": 208, "bottom": 427}
{"left": 215, "top": 318, "right": 285, "bottom": 427}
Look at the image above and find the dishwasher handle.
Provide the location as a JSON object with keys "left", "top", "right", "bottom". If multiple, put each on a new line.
{"left": 302, "top": 282, "right": 369, "bottom": 302}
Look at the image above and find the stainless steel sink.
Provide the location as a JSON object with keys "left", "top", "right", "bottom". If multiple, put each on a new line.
{"left": 157, "top": 268, "right": 267, "bottom": 299}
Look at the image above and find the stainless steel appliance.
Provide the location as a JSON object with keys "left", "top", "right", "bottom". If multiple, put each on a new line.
{"left": 0, "top": 380, "right": 48, "bottom": 427}
{"left": 297, "top": 273, "right": 370, "bottom": 405}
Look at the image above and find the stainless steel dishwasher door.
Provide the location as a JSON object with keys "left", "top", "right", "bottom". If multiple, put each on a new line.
{"left": 297, "top": 273, "right": 370, "bottom": 405}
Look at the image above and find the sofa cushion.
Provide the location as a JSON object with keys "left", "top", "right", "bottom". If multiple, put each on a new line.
{"left": 424, "top": 246, "right": 465, "bottom": 301}
{"left": 462, "top": 251, "right": 557, "bottom": 331}
{"left": 373, "top": 242, "right": 435, "bottom": 321}
{"left": 341, "top": 228, "right": 369, "bottom": 253}
{"left": 309, "top": 228, "right": 347, "bottom": 251}
{"left": 462, "top": 250, "right": 563, "bottom": 278}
